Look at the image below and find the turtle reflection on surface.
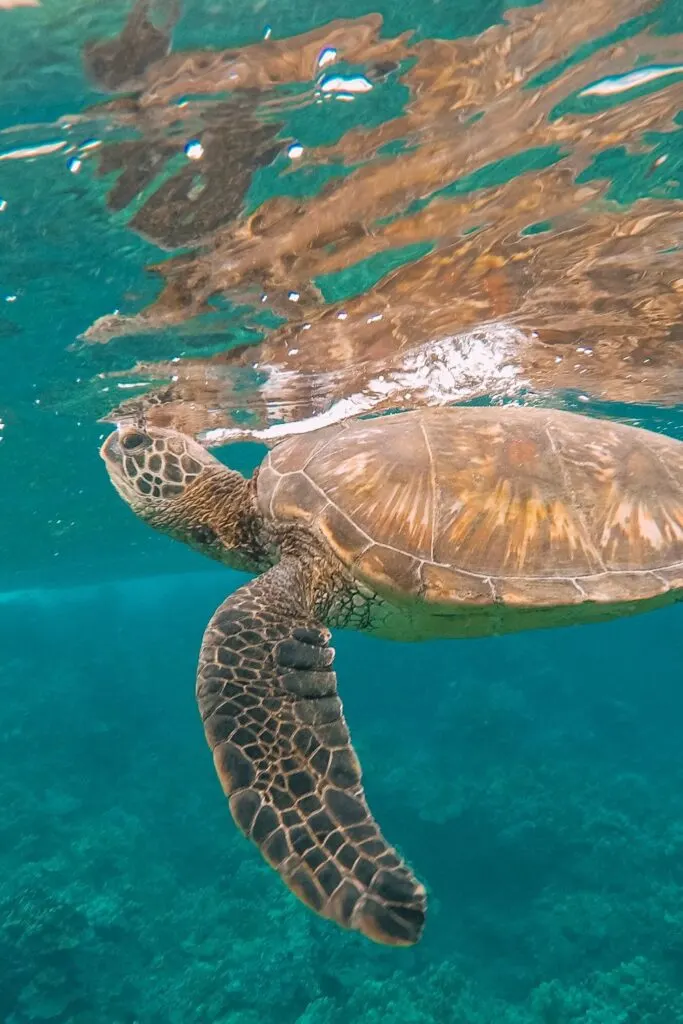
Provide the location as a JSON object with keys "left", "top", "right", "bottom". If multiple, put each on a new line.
{"left": 84, "top": 0, "right": 683, "bottom": 436}
{"left": 83, "top": 0, "right": 284, "bottom": 250}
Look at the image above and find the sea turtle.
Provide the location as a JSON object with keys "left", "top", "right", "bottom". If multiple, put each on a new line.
{"left": 100, "top": 405, "right": 683, "bottom": 946}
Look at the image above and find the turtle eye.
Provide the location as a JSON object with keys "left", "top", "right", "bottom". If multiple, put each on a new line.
{"left": 121, "top": 430, "right": 150, "bottom": 452}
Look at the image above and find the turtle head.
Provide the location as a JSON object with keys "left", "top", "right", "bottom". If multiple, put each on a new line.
{"left": 100, "top": 424, "right": 262, "bottom": 569}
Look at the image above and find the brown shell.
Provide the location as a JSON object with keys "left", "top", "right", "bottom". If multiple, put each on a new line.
{"left": 256, "top": 407, "right": 683, "bottom": 608}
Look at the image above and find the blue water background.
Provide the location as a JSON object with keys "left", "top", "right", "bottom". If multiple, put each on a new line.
{"left": 2, "top": 575, "right": 682, "bottom": 1021}
{"left": 1, "top": 0, "right": 683, "bottom": 1020}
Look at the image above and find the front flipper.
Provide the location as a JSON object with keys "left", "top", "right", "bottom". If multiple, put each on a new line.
{"left": 196, "top": 558, "right": 426, "bottom": 945}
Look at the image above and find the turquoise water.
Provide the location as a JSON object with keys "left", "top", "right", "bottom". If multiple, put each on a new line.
{"left": 1, "top": 0, "right": 683, "bottom": 1020}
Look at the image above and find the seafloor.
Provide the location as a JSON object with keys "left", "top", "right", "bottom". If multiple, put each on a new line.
{"left": 1, "top": 571, "right": 682, "bottom": 1022}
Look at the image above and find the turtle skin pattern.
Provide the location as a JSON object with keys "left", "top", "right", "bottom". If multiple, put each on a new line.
{"left": 196, "top": 556, "right": 426, "bottom": 945}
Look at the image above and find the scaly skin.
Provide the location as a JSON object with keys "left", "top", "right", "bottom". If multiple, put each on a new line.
{"left": 101, "top": 424, "right": 269, "bottom": 573}
{"left": 100, "top": 424, "right": 427, "bottom": 946}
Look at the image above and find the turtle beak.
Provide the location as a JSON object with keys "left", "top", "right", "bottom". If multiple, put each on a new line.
{"left": 99, "top": 429, "right": 136, "bottom": 506}
{"left": 100, "top": 429, "right": 123, "bottom": 466}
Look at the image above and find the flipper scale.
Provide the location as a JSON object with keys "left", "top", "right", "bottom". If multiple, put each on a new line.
{"left": 196, "top": 557, "right": 426, "bottom": 946}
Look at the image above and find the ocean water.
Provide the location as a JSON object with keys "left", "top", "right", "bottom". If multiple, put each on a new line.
{"left": 1, "top": 0, "right": 683, "bottom": 1021}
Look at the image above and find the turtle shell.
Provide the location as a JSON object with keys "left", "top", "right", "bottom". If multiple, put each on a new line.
{"left": 256, "top": 406, "right": 683, "bottom": 608}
